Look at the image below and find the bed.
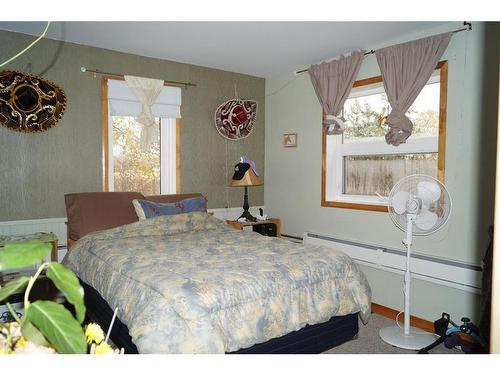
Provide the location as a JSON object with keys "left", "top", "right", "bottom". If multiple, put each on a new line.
{"left": 62, "top": 192, "right": 371, "bottom": 354}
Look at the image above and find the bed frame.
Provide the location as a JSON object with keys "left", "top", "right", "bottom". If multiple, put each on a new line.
{"left": 65, "top": 192, "right": 360, "bottom": 354}
{"left": 81, "top": 280, "right": 359, "bottom": 354}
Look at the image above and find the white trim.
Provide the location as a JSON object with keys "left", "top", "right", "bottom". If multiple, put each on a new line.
{"left": 340, "top": 136, "right": 438, "bottom": 156}
{"left": 326, "top": 73, "right": 441, "bottom": 205}
{"left": 349, "top": 70, "right": 440, "bottom": 99}
{"left": 0, "top": 217, "right": 68, "bottom": 247}
{"left": 349, "top": 82, "right": 385, "bottom": 99}
{"left": 303, "top": 231, "right": 482, "bottom": 294}
{"left": 160, "top": 118, "right": 176, "bottom": 194}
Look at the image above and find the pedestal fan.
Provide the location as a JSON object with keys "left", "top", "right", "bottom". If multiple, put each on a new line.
{"left": 379, "top": 174, "right": 452, "bottom": 350}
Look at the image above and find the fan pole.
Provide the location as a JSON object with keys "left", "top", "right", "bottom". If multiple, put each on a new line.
{"left": 379, "top": 212, "right": 437, "bottom": 350}
{"left": 403, "top": 215, "right": 414, "bottom": 336}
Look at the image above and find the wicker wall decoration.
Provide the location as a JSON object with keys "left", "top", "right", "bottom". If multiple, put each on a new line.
{"left": 0, "top": 70, "right": 67, "bottom": 133}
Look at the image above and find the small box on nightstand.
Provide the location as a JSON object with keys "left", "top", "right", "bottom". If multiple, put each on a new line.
{"left": 252, "top": 223, "right": 277, "bottom": 237}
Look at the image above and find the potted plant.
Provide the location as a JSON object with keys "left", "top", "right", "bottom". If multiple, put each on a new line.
{"left": 0, "top": 240, "right": 120, "bottom": 354}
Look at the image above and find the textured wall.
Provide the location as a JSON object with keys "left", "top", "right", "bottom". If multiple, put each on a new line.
{"left": 0, "top": 30, "right": 265, "bottom": 220}
{"left": 265, "top": 22, "right": 499, "bottom": 321}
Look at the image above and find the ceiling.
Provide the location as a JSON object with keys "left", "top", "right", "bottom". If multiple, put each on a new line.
{"left": 0, "top": 22, "right": 451, "bottom": 77}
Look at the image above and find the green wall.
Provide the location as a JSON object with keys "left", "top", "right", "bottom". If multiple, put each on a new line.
{"left": 0, "top": 30, "right": 265, "bottom": 220}
{"left": 265, "top": 22, "right": 499, "bottom": 321}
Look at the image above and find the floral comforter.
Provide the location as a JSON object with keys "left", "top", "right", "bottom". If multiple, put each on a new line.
{"left": 63, "top": 212, "right": 371, "bottom": 353}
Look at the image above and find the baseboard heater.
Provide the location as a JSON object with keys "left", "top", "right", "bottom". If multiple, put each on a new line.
{"left": 303, "top": 232, "right": 482, "bottom": 294}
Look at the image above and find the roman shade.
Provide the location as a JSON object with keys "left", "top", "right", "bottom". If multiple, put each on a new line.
{"left": 107, "top": 79, "right": 182, "bottom": 118}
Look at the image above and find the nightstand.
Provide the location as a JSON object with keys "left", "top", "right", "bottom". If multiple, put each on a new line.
{"left": 0, "top": 233, "right": 59, "bottom": 324}
{"left": 226, "top": 218, "right": 281, "bottom": 237}
{"left": 0, "top": 232, "right": 58, "bottom": 285}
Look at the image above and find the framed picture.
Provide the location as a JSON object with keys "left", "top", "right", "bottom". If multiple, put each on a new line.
{"left": 283, "top": 133, "right": 298, "bottom": 148}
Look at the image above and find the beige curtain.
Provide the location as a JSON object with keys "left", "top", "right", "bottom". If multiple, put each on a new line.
{"left": 308, "top": 50, "right": 365, "bottom": 135}
{"left": 124, "top": 75, "right": 164, "bottom": 150}
{"left": 375, "top": 32, "right": 452, "bottom": 146}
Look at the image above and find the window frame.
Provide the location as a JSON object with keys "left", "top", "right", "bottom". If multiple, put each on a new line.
{"left": 101, "top": 76, "right": 181, "bottom": 194}
{"left": 321, "top": 60, "right": 448, "bottom": 212}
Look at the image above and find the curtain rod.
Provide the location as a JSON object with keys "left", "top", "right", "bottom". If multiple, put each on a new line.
{"left": 80, "top": 67, "right": 197, "bottom": 88}
{"left": 294, "top": 22, "right": 472, "bottom": 75}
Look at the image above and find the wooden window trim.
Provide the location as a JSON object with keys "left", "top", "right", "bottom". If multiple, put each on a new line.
{"left": 101, "top": 76, "right": 182, "bottom": 193}
{"left": 321, "top": 61, "right": 448, "bottom": 212}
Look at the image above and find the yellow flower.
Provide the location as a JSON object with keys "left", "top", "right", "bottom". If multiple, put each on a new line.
{"left": 84, "top": 323, "right": 105, "bottom": 344}
{"left": 15, "top": 336, "right": 28, "bottom": 349}
{"left": 94, "top": 341, "right": 113, "bottom": 355}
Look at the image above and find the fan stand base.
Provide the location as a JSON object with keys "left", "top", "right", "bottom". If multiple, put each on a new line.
{"left": 379, "top": 325, "right": 437, "bottom": 350}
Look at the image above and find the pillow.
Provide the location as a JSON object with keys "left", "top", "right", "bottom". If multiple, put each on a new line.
{"left": 133, "top": 196, "right": 208, "bottom": 220}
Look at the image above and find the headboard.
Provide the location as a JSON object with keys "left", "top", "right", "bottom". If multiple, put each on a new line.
{"left": 65, "top": 192, "right": 205, "bottom": 249}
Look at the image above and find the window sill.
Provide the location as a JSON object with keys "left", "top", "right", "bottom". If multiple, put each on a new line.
{"left": 321, "top": 200, "right": 388, "bottom": 212}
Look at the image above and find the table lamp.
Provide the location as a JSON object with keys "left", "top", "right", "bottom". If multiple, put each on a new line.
{"left": 231, "top": 157, "right": 263, "bottom": 222}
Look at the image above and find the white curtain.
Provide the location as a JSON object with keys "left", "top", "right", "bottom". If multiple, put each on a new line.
{"left": 124, "top": 75, "right": 164, "bottom": 150}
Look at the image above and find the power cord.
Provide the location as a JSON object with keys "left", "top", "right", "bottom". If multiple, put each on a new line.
{"left": 0, "top": 21, "right": 51, "bottom": 68}
{"left": 394, "top": 279, "right": 438, "bottom": 336}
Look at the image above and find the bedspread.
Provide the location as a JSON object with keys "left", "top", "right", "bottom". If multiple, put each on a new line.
{"left": 63, "top": 212, "right": 371, "bottom": 353}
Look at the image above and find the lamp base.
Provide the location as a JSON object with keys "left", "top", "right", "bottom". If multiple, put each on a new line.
{"left": 379, "top": 325, "right": 437, "bottom": 350}
{"left": 237, "top": 185, "right": 257, "bottom": 222}
{"left": 238, "top": 210, "right": 257, "bottom": 222}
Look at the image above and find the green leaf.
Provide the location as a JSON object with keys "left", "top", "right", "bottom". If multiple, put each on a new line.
{"left": 0, "top": 276, "right": 29, "bottom": 302}
{"left": 46, "top": 262, "right": 86, "bottom": 323}
{"left": 0, "top": 240, "right": 51, "bottom": 271}
{"left": 27, "top": 300, "right": 87, "bottom": 354}
{"left": 21, "top": 320, "right": 50, "bottom": 347}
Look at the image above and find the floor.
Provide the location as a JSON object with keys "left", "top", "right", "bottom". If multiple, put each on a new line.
{"left": 324, "top": 314, "right": 463, "bottom": 354}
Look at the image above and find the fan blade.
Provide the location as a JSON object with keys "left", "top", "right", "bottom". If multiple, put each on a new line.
{"left": 392, "top": 191, "right": 409, "bottom": 214}
{"left": 415, "top": 209, "right": 438, "bottom": 231}
{"left": 417, "top": 181, "right": 441, "bottom": 205}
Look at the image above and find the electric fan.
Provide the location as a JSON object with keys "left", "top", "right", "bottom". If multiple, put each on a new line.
{"left": 379, "top": 174, "right": 452, "bottom": 350}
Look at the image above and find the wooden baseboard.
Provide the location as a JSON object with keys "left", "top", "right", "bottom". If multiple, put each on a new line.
{"left": 371, "top": 303, "right": 435, "bottom": 333}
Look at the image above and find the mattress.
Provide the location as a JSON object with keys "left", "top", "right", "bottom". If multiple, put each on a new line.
{"left": 63, "top": 212, "right": 371, "bottom": 353}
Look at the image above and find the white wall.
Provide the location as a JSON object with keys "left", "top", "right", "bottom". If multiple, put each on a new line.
{"left": 264, "top": 22, "right": 499, "bottom": 322}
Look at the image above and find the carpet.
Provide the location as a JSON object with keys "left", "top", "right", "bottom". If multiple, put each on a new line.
{"left": 323, "top": 314, "right": 463, "bottom": 354}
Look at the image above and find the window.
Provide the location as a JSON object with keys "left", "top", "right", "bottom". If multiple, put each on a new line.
{"left": 322, "top": 61, "right": 447, "bottom": 211}
{"left": 102, "top": 78, "right": 181, "bottom": 195}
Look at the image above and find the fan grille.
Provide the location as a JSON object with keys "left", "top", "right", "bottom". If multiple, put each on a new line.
{"left": 388, "top": 174, "right": 452, "bottom": 235}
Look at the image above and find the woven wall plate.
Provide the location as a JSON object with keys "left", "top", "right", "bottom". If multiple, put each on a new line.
{"left": 0, "top": 70, "right": 67, "bottom": 133}
{"left": 214, "top": 99, "right": 257, "bottom": 140}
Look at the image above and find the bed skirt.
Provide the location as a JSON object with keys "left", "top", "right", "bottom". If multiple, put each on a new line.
{"left": 81, "top": 280, "right": 359, "bottom": 354}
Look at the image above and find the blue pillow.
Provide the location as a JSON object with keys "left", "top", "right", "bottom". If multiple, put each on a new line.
{"left": 133, "top": 196, "right": 207, "bottom": 220}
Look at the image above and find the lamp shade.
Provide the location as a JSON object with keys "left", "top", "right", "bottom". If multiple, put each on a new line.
{"left": 231, "top": 168, "right": 263, "bottom": 187}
